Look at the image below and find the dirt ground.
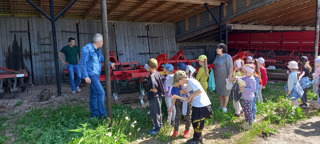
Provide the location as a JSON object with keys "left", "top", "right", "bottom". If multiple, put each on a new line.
{"left": 1, "top": 84, "right": 320, "bottom": 144}
{"left": 255, "top": 116, "right": 320, "bottom": 144}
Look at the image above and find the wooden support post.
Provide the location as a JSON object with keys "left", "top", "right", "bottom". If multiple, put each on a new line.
{"left": 185, "top": 18, "right": 189, "bottom": 31}
{"left": 246, "top": 0, "right": 250, "bottom": 7}
{"left": 10, "top": 0, "right": 14, "bottom": 16}
{"left": 233, "top": 0, "right": 236, "bottom": 14}
{"left": 101, "top": 0, "right": 113, "bottom": 122}
{"left": 315, "top": 0, "right": 320, "bottom": 64}
{"left": 196, "top": 14, "right": 200, "bottom": 27}
{"left": 223, "top": 5, "right": 226, "bottom": 17}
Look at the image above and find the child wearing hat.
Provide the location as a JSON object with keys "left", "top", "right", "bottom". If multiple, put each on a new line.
{"left": 246, "top": 56, "right": 254, "bottom": 64}
{"left": 196, "top": 55, "right": 209, "bottom": 93}
{"left": 177, "top": 62, "right": 191, "bottom": 117}
{"left": 146, "top": 58, "right": 165, "bottom": 135}
{"left": 231, "top": 64, "right": 256, "bottom": 129}
{"left": 257, "top": 57, "right": 268, "bottom": 103}
{"left": 162, "top": 64, "right": 176, "bottom": 125}
{"left": 174, "top": 62, "right": 191, "bottom": 137}
{"left": 171, "top": 70, "right": 213, "bottom": 143}
{"left": 168, "top": 82, "right": 190, "bottom": 138}
{"left": 287, "top": 61, "right": 300, "bottom": 106}
{"left": 298, "top": 56, "right": 312, "bottom": 108}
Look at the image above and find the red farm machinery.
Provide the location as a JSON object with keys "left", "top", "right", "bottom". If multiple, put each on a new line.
{"left": 0, "top": 67, "right": 29, "bottom": 98}
{"left": 228, "top": 31, "right": 318, "bottom": 68}
{"left": 63, "top": 50, "right": 248, "bottom": 104}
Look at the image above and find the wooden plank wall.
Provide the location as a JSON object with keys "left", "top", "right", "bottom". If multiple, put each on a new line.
{"left": 0, "top": 17, "right": 177, "bottom": 85}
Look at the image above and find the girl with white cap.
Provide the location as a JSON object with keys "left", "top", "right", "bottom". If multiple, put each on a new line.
{"left": 287, "top": 61, "right": 300, "bottom": 106}
{"left": 231, "top": 64, "right": 256, "bottom": 129}
{"left": 257, "top": 57, "right": 267, "bottom": 103}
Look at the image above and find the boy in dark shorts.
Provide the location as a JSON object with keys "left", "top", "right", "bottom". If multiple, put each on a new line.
{"left": 172, "top": 70, "right": 213, "bottom": 144}
{"left": 146, "top": 58, "right": 165, "bottom": 135}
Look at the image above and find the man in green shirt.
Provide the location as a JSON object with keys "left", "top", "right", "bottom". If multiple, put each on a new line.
{"left": 59, "top": 37, "right": 81, "bottom": 94}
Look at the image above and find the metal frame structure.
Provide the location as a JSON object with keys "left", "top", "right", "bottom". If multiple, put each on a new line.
{"left": 26, "top": 0, "right": 78, "bottom": 96}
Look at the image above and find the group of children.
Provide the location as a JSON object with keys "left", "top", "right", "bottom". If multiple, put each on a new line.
{"left": 144, "top": 52, "right": 320, "bottom": 143}
{"left": 230, "top": 56, "right": 268, "bottom": 129}
{"left": 286, "top": 56, "right": 318, "bottom": 108}
{"left": 145, "top": 55, "right": 213, "bottom": 144}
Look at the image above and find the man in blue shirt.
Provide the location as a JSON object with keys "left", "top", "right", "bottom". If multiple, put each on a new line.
{"left": 80, "top": 33, "right": 115, "bottom": 118}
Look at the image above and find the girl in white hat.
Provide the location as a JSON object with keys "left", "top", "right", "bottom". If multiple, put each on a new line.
{"left": 230, "top": 64, "right": 256, "bottom": 129}
{"left": 287, "top": 61, "right": 300, "bottom": 106}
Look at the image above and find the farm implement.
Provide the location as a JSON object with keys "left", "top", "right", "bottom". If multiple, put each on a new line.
{"left": 63, "top": 50, "right": 248, "bottom": 104}
{"left": 228, "top": 31, "right": 317, "bottom": 68}
{"left": 0, "top": 67, "right": 29, "bottom": 98}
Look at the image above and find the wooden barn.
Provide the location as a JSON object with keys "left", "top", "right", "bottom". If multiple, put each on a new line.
{"left": 0, "top": 0, "right": 318, "bottom": 86}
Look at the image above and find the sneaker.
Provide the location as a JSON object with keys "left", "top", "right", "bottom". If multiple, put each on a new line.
{"left": 76, "top": 87, "right": 81, "bottom": 92}
{"left": 222, "top": 107, "right": 227, "bottom": 113}
{"left": 148, "top": 129, "right": 159, "bottom": 135}
{"left": 302, "top": 104, "right": 307, "bottom": 108}
{"left": 219, "top": 106, "right": 223, "bottom": 110}
{"left": 183, "top": 130, "right": 189, "bottom": 138}
{"left": 234, "top": 114, "right": 240, "bottom": 118}
{"left": 253, "top": 119, "right": 257, "bottom": 123}
{"left": 171, "top": 130, "right": 178, "bottom": 138}
{"left": 72, "top": 91, "right": 76, "bottom": 94}
{"left": 147, "top": 111, "right": 150, "bottom": 114}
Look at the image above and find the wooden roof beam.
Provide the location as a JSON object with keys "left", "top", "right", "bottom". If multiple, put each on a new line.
{"left": 298, "top": 17, "right": 316, "bottom": 26}
{"left": 162, "top": 4, "right": 199, "bottom": 23}
{"left": 39, "top": 0, "right": 43, "bottom": 17}
{"left": 10, "top": 0, "right": 14, "bottom": 16}
{"left": 281, "top": 10, "right": 315, "bottom": 26}
{"left": 234, "top": 0, "right": 294, "bottom": 23}
{"left": 269, "top": 5, "right": 315, "bottom": 26}
{"left": 116, "top": 0, "right": 149, "bottom": 21}
{"left": 229, "top": 0, "right": 291, "bottom": 23}
{"left": 176, "top": 25, "right": 219, "bottom": 42}
{"left": 228, "top": 24, "right": 315, "bottom": 31}
{"left": 108, "top": 0, "right": 126, "bottom": 16}
{"left": 255, "top": 0, "right": 314, "bottom": 25}
{"left": 173, "top": 5, "right": 214, "bottom": 23}
{"left": 165, "top": 0, "right": 225, "bottom": 5}
{"left": 147, "top": 3, "right": 183, "bottom": 22}
{"left": 83, "top": 0, "right": 99, "bottom": 19}
{"left": 133, "top": 1, "right": 167, "bottom": 22}
{"left": 62, "top": 0, "right": 74, "bottom": 18}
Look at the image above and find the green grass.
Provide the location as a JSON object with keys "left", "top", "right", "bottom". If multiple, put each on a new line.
{"left": 14, "top": 104, "right": 152, "bottom": 144}
{"left": 221, "top": 131, "right": 232, "bottom": 138}
{"left": 0, "top": 116, "right": 8, "bottom": 144}
{"left": 237, "top": 120, "right": 278, "bottom": 144}
{"left": 14, "top": 101, "right": 23, "bottom": 107}
{"left": 8, "top": 83, "right": 320, "bottom": 144}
